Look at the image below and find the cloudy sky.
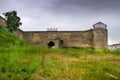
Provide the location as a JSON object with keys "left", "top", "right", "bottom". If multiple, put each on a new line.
{"left": 0, "top": 0, "right": 120, "bottom": 45}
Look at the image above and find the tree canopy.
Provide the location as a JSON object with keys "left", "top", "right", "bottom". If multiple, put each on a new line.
{"left": 3, "top": 10, "right": 22, "bottom": 32}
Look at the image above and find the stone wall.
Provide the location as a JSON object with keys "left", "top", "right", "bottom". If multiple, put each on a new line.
{"left": 22, "top": 30, "right": 93, "bottom": 48}
{"left": 0, "top": 16, "right": 108, "bottom": 49}
{"left": 19, "top": 28, "right": 107, "bottom": 49}
{"left": 0, "top": 16, "right": 6, "bottom": 27}
{"left": 13, "top": 29, "right": 24, "bottom": 40}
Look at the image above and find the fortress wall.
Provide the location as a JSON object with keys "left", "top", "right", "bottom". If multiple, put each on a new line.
{"left": 23, "top": 30, "right": 93, "bottom": 48}
{"left": 13, "top": 29, "right": 24, "bottom": 40}
{"left": 0, "top": 16, "right": 108, "bottom": 49}
{"left": 0, "top": 16, "right": 6, "bottom": 27}
{"left": 10, "top": 28, "right": 108, "bottom": 49}
{"left": 92, "top": 29, "right": 108, "bottom": 49}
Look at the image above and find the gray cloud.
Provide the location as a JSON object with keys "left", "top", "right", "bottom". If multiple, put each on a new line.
{"left": 47, "top": 0, "right": 120, "bottom": 14}
{"left": 53, "top": 0, "right": 120, "bottom": 10}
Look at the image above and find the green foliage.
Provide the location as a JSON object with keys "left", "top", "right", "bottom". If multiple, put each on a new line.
{"left": 3, "top": 10, "right": 22, "bottom": 32}
{"left": 0, "top": 25, "right": 25, "bottom": 47}
{"left": 0, "top": 46, "right": 42, "bottom": 80}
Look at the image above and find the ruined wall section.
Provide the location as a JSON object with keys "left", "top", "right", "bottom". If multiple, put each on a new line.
{"left": 23, "top": 30, "right": 93, "bottom": 48}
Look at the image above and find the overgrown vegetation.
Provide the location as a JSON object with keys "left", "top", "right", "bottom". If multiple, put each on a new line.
{"left": 0, "top": 25, "right": 24, "bottom": 47}
{"left": 0, "top": 46, "right": 42, "bottom": 80}
{"left": 0, "top": 25, "right": 120, "bottom": 80}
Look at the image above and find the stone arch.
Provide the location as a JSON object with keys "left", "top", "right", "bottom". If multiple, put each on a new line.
{"left": 48, "top": 41, "right": 55, "bottom": 48}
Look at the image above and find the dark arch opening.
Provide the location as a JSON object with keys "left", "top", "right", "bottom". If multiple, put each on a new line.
{"left": 48, "top": 41, "right": 55, "bottom": 48}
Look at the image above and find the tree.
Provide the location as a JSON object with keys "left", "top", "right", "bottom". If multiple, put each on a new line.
{"left": 3, "top": 10, "right": 22, "bottom": 32}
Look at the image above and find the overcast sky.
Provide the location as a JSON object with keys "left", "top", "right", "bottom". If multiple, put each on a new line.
{"left": 0, "top": 0, "right": 120, "bottom": 45}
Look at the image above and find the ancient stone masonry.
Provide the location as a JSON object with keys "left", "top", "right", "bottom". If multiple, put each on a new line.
{"left": 0, "top": 16, "right": 108, "bottom": 49}
{"left": 15, "top": 22, "right": 108, "bottom": 49}
{"left": 0, "top": 16, "right": 6, "bottom": 27}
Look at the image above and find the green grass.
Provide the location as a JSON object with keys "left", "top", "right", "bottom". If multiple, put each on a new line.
{"left": 0, "top": 46, "right": 42, "bottom": 80}
{"left": 0, "top": 46, "right": 120, "bottom": 80}
{"left": 111, "top": 48, "right": 120, "bottom": 55}
{"left": 0, "top": 25, "right": 25, "bottom": 47}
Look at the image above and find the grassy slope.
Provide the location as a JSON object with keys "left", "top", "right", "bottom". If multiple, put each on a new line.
{"left": 0, "top": 25, "right": 24, "bottom": 47}
{"left": 0, "top": 25, "right": 120, "bottom": 80}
